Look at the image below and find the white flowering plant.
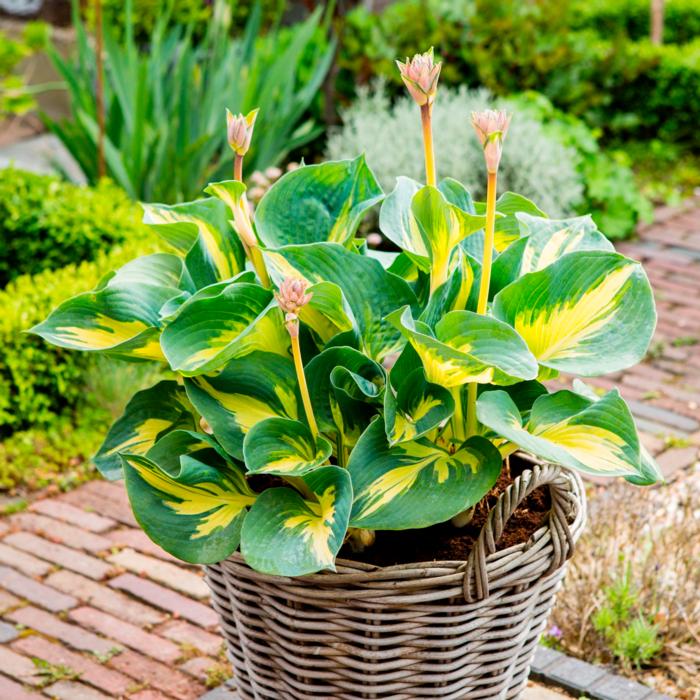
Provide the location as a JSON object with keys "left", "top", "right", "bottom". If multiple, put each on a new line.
{"left": 32, "top": 50, "right": 660, "bottom": 576}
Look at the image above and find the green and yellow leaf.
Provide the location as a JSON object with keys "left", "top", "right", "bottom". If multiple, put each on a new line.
{"left": 142, "top": 198, "right": 245, "bottom": 288}
{"left": 122, "top": 446, "right": 256, "bottom": 564}
{"left": 255, "top": 156, "right": 383, "bottom": 247}
{"left": 184, "top": 351, "right": 299, "bottom": 460}
{"left": 348, "top": 420, "right": 502, "bottom": 529}
{"left": 298, "top": 281, "right": 357, "bottom": 346}
{"left": 388, "top": 306, "right": 538, "bottom": 388}
{"left": 265, "top": 242, "right": 417, "bottom": 362}
{"left": 240, "top": 466, "right": 352, "bottom": 576}
{"left": 30, "top": 255, "right": 184, "bottom": 361}
{"left": 243, "top": 417, "right": 332, "bottom": 476}
{"left": 476, "top": 388, "right": 652, "bottom": 479}
{"left": 160, "top": 282, "right": 289, "bottom": 375}
{"left": 94, "top": 381, "right": 195, "bottom": 480}
{"left": 493, "top": 251, "right": 656, "bottom": 376}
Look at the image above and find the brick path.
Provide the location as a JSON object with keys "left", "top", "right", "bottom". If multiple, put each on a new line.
{"left": 0, "top": 202, "right": 698, "bottom": 699}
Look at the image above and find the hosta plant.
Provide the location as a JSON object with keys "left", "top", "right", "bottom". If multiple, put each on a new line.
{"left": 32, "top": 50, "right": 660, "bottom": 577}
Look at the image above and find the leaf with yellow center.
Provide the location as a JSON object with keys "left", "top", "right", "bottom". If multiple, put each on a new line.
{"left": 476, "top": 388, "right": 653, "bottom": 479}
{"left": 493, "top": 251, "right": 655, "bottom": 376}
{"left": 122, "top": 443, "right": 255, "bottom": 565}
{"left": 348, "top": 420, "right": 502, "bottom": 529}
{"left": 240, "top": 467, "right": 352, "bottom": 576}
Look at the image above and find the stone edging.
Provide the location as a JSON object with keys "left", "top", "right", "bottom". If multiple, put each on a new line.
{"left": 531, "top": 646, "right": 676, "bottom": 700}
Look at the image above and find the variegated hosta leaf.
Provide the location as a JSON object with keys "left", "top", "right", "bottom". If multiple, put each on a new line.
{"left": 493, "top": 251, "right": 656, "bottom": 376}
{"left": 298, "top": 281, "right": 357, "bottom": 347}
{"left": 420, "top": 249, "right": 479, "bottom": 327}
{"left": 348, "top": 420, "right": 502, "bottom": 529}
{"left": 265, "top": 242, "right": 417, "bottom": 362}
{"left": 476, "top": 389, "right": 652, "bottom": 479}
{"left": 255, "top": 156, "right": 383, "bottom": 247}
{"left": 305, "top": 346, "right": 385, "bottom": 452}
{"left": 159, "top": 282, "right": 289, "bottom": 375}
{"left": 142, "top": 198, "right": 245, "bottom": 289}
{"left": 388, "top": 306, "right": 538, "bottom": 388}
{"left": 184, "top": 351, "right": 300, "bottom": 460}
{"left": 490, "top": 192, "right": 546, "bottom": 252}
{"left": 240, "top": 466, "right": 352, "bottom": 576}
{"left": 243, "top": 417, "right": 332, "bottom": 476}
{"left": 94, "top": 381, "right": 194, "bottom": 480}
{"left": 122, "top": 447, "right": 256, "bottom": 564}
{"left": 411, "top": 185, "right": 487, "bottom": 273}
{"left": 30, "top": 255, "right": 184, "bottom": 361}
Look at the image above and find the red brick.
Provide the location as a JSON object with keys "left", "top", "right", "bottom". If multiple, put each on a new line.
{"left": 0, "top": 675, "right": 41, "bottom": 699}
{"left": 0, "top": 541, "right": 52, "bottom": 577}
{"left": 62, "top": 483, "right": 137, "bottom": 527}
{"left": 105, "top": 528, "right": 180, "bottom": 563}
{"left": 69, "top": 607, "right": 182, "bottom": 663}
{"left": 44, "top": 570, "right": 165, "bottom": 627}
{"left": 4, "top": 532, "right": 115, "bottom": 581}
{"left": 7, "top": 512, "right": 112, "bottom": 553}
{"left": 108, "top": 649, "right": 205, "bottom": 700}
{"left": 12, "top": 635, "right": 132, "bottom": 696}
{"left": 0, "top": 565, "right": 77, "bottom": 611}
{"left": 179, "top": 656, "right": 229, "bottom": 684}
{"left": 108, "top": 549, "right": 209, "bottom": 599}
{"left": 155, "top": 619, "right": 223, "bottom": 657}
{"left": 43, "top": 680, "right": 111, "bottom": 700}
{"left": 657, "top": 446, "right": 699, "bottom": 478}
{"left": 109, "top": 574, "right": 218, "bottom": 629}
{"left": 30, "top": 499, "right": 117, "bottom": 533}
{"left": 0, "top": 644, "right": 42, "bottom": 685}
{"left": 7, "top": 606, "right": 121, "bottom": 655}
{"left": 129, "top": 692, "right": 172, "bottom": 700}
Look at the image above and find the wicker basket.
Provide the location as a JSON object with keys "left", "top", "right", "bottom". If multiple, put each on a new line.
{"left": 205, "top": 462, "right": 586, "bottom": 700}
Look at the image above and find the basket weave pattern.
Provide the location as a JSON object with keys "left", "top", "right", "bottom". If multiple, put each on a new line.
{"left": 205, "top": 463, "right": 586, "bottom": 700}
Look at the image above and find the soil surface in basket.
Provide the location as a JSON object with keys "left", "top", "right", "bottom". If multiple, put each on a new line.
{"left": 340, "top": 456, "right": 551, "bottom": 568}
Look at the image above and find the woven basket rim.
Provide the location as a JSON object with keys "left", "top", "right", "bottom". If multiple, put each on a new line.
{"left": 223, "top": 461, "right": 586, "bottom": 586}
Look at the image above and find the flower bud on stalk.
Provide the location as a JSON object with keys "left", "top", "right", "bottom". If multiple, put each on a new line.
{"left": 396, "top": 48, "right": 441, "bottom": 188}
{"left": 471, "top": 109, "right": 511, "bottom": 174}
{"left": 227, "top": 108, "right": 259, "bottom": 182}
{"left": 276, "top": 278, "right": 319, "bottom": 437}
{"left": 396, "top": 48, "right": 441, "bottom": 107}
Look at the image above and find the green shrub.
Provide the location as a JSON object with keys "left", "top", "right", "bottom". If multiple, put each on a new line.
{"left": 0, "top": 168, "right": 149, "bottom": 287}
{"left": 0, "top": 235, "right": 158, "bottom": 434}
{"left": 570, "top": 0, "right": 700, "bottom": 44}
{"left": 327, "top": 85, "right": 583, "bottom": 217}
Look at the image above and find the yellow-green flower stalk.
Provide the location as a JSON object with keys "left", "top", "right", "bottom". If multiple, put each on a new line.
{"left": 396, "top": 48, "right": 441, "bottom": 187}
{"left": 466, "top": 109, "right": 510, "bottom": 436}
{"left": 276, "top": 278, "right": 319, "bottom": 439}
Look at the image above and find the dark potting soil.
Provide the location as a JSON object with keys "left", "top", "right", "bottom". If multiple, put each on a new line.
{"left": 340, "top": 455, "right": 551, "bottom": 568}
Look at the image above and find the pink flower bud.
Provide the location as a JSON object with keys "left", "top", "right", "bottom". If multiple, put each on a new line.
{"left": 226, "top": 108, "right": 259, "bottom": 156}
{"left": 471, "top": 109, "right": 511, "bottom": 174}
{"left": 275, "top": 278, "right": 313, "bottom": 317}
{"left": 396, "top": 48, "right": 441, "bottom": 107}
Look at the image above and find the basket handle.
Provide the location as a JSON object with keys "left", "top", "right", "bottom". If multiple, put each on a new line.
{"left": 463, "top": 463, "right": 578, "bottom": 602}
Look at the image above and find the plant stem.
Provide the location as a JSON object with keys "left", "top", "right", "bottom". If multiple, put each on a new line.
{"left": 476, "top": 171, "right": 498, "bottom": 315}
{"left": 420, "top": 103, "right": 437, "bottom": 187}
{"left": 94, "top": 0, "right": 105, "bottom": 179}
{"left": 450, "top": 386, "right": 466, "bottom": 442}
{"left": 466, "top": 170, "right": 498, "bottom": 437}
{"left": 291, "top": 332, "right": 319, "bottom": 439}
{"left": 249, "top": 245, "right": 271, "bottom": 288}
{"left": 234, "top": 154, "right": 243, "bottom": 182}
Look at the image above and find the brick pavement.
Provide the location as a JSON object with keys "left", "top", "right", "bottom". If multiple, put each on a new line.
{"left": 1, "top": 202, "right": 697, "bottom": 698}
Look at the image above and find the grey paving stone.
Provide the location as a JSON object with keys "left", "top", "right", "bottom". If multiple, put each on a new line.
{"left": 530, "top": 646, "right": 567, "bottom": 674}
{"left": 0, "top": 620, "right": 18, "bottom": 643}
{"left": 199, "top": 683, "right": 239, "bottom": 700}
{"left": 545, "top": 656, "right": 607, "bottom": 694}
{"left": 590, "top": 673, "right": 654, "bottom": 700}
